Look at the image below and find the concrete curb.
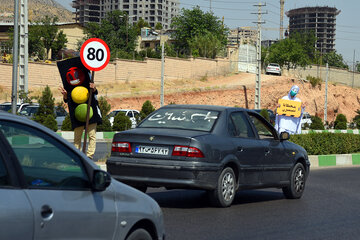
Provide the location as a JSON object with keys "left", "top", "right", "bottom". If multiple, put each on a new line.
{"left": 302, "top": 130, "right": 360, "bottom": 134}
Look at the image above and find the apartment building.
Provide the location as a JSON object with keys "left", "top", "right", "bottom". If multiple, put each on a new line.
{"left": 73, "top": 0, "right": 179, "bottom": 29}
{"left": 286, "top": 6, "right": 340, "bottom": 53}
{"left": 227, "top": 27, "right": 257, "bottom": 47}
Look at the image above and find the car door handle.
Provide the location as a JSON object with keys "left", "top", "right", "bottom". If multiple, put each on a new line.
{"left": 41, "top": 205, "right": 54, "bottom": 221}
{"left": 237, "top": 146, "right": 244, "bottom": 152}
{"left": 265, "top": 149, "right": 270, "bottom": 156}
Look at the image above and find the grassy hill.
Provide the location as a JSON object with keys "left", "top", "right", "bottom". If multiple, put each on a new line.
{"left": 0, "top": 0, "right": 73, "bottom": 22}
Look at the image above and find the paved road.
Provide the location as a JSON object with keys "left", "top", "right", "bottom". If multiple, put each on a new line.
{"left": 145, "top": 167, "right": 360, "bottom": 240}
{"left": 93, "top": 143, "right": 360, "bottom": 239}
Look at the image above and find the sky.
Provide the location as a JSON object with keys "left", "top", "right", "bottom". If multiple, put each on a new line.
{"left": 57, "top": 0, "right": 359, "bottom": 65}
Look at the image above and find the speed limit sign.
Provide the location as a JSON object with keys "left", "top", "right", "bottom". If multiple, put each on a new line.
{"left": 80, "top": 38, "right": 110, "bottom": 71}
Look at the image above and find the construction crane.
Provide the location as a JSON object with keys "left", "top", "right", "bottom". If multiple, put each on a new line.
{"left": 280, "top": 0, "right": 285, "bottom": 39}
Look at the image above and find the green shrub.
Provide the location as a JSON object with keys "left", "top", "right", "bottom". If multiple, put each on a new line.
{"left": 353, "top": 109, "right": 360, "bottom": 129}
{"left": 112, "top": 112, "right": 132, "bottom": 131}
{"left": 290, "top": 133, "right": 360, "bottom": 155}
{"left": 61, "top": 114, "right": 72, "bottom": 131}
{"left": 334, "top": 114, "right": 347, "bottom": 129}
{"left": 34, "top": 85, "right": 57, "bottom": 132}
{"left": 97, "top": 116, "right": 112, "bottom": 132}
{"left": 309, "top": 116, "right": 324, "bottom": 130}
{"left": 306, "top": 75, "right": 322, "bottom": 88}
{"left": 140, "top": 100, "right": 156, "bottom": 120}
{"left": 259, "top": 109, "right": 270, "bottom": 122}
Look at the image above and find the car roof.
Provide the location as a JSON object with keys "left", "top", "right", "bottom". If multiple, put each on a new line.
{"left": 161, "top": 104, "right": 250, "bottom": 112}
{"left": 112, "top": 109, "right": 139, "bottom": 112}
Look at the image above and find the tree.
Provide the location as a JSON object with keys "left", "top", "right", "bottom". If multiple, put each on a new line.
{"left": 259, "top": 109, "right": 270, "bottom": 122}
{"left": 85, "top": 10, "right": 137, "bottom": 56}
{"left": 322, "top": 51, "right": 349, "bottom": 69}
{"left": 96, "top": 96, "right": 112, "bottom": 132}
{"left": 353, "top": 109, "right": 360, "bottom": 129}
{"left": 334, "top": 114, "right": 347, "bottom": 129}
{"left": 61, "top": 114, "right": 72, "bottom": 131}
{"left": 34, "top": 86, "right": 57, "bottom": 132}
{"left": 170, "top": 6, "right": 228, "bottom": 56}
{"left": 188, "top": 31, "right": 223, "bottom": 59}
{"left": 356, "top": 62, "right": 360, "bottom": 72}
{"left": 155, "top": 22, "right": 163, "bottom": 30}
{"left": 140, "top": 100, "right": 155, "bottom": 120}
{"left": 309, "top": 116, "right": 324, "bottom": 130}
{"left": 134, "top": 18, "right": 150, "bottom": 35}
{"left": 51, "top": 30, "right": 68, "bottom": 60}
{"left": 34, "top": 16, "right": 68, "bottom": 60}
{"left": 112, "top": 112, "right": 132, "bottom": 131}
{"left": 265, "top": 37, "right": 311, "bottom": 70}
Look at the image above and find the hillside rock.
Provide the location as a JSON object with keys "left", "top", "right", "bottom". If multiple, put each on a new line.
{"left": 0, "top": 0, "right": 73, "bottom": 23}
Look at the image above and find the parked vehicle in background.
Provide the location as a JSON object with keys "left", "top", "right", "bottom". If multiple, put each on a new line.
{"left": 107, "top": 104, "right": 310, "bottom": 208}
{"left": 19, "top": 104, "right": 67, "bottom": 129}
{"left": 252, "top": 109, "right": 275, "bottom": 125}
{"left": 265, "top": 63, "right": 282, "bottom": 76}
{"left": 0, "top": 111, "right": 165, "bottom": 240}
{"left": 301, "top": 112, "right": 312, "bottom": 128}
{"left": 0, "top": 102, "right": 27, "bottom": 113}
{"left": 108, "top": 109, "right": 140, "bottom": 128}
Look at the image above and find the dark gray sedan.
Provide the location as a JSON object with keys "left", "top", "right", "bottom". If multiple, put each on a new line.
{"left": 0, "top": 111, "right": 164, "bottom": 240}
{"left": 107, "top": 105, "right": 310, "bottom": 207}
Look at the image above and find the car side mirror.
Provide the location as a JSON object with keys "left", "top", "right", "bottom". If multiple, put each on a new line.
{"left": 280, "top": 131, "right": 290, "bottom": 141}
{"left": 92, "top": 170, "right": 111, "bottom": 192}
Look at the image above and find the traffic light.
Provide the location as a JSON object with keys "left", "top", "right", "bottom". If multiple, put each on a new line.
{"left": 57, "top": 57, "right": 102, "bottom": 130}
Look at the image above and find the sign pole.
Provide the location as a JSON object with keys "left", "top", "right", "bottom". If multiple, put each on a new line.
{"left": 82, "top": 71, "right": 95, "bottom": 154}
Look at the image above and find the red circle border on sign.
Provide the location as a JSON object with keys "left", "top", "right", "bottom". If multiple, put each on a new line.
{"left": 80, "top": 38, "right": 110, "bottom": 71}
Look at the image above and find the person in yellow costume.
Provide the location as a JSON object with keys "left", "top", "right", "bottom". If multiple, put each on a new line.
{"left": 275, "top": 85, "right": 305, "bottom": 134}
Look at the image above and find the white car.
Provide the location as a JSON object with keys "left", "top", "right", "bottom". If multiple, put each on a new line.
{"left": 108, "top": 109, "right": 140, "bottom": 128}
{"left": 301, "top": 112, "right": 312, "bottom": 128}
{"left": 266, "top": 63, "right": 282, "bottom": 76}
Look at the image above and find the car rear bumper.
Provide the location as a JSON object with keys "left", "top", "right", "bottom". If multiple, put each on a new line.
{"left": 106, "top": 157, "right": 222, "bottom": 190}
{"left": 266, "top": 69, "right": 281, "bottom": 74}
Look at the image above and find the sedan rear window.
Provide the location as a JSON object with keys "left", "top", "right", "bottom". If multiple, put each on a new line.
{"left": 139, "top": 108, "right": 219, "bottom": 131}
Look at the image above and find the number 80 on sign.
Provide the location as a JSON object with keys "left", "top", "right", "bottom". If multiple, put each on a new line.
{"left": 80, "top": 38, "right": 110, "bottom": 71}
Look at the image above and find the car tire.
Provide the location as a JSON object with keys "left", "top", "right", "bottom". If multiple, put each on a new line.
{"left": 282, "top": 163, "right": 306, "bottom": 199}
{"left": 208, "top": 167, "right": 236, "bottom": 208}
{"left": 126, "top": 228, "right": 152, "bottom": 240}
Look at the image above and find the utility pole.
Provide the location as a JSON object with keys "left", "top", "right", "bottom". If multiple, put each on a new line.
{"left": 11, "top": 0, "right": 20, "bottom": 114}
{"left": 160, "top": 40, "right": 165, "bottom": 107}
{"left": 252, "top": 2, "right": 266, "bottom": 109}
{"left": 352, "top": 49, "right": 355, "bottom": 88}
{"left": 280, "top": 0, "right": 284, "bottom": 40}
{"left": 324, "top": 63, "right": 329, "bottom": 123}
{"left": 19, "top": 0, "right": 28, "bottom": 93}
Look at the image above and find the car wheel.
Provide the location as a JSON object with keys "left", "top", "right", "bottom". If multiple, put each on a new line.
{"left": 208, "top": 167, "right": 236, "bottom": 207}
{"left": 126, "top": 228, "right": 152, "bottom": 240}
{"left": 282, "top": 163, "right": 306, "bottom": 199}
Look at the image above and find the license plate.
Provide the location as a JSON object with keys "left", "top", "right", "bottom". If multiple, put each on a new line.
{"left": 135, "top": 146, "right": 169, "bottom": 155}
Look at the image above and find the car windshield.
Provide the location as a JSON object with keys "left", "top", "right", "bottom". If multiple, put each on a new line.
{"left": 269, "top": 64, "right": 279, "bottom": 67}
{"left": 139, "top": 108, "right": 219, "bottom": 131}
{"left": 20, "top": 106, "right": 39, "bottom": 116}
{"left": 108, "top": 110, "right": 126, "bottom": 118}
{"left": 0, "top": 105, "right": 11, "bottom": 112}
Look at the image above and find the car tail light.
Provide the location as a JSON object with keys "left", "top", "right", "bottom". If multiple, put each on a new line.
{"left": 112, "top": 142, "right": 132, "bottom": 153}
{"left": 172, "top": 145, "right": 204, "bottom": 158}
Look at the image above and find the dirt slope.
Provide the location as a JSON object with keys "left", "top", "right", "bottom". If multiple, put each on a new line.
{"left": 104, "top": 73, "right": 360, "bottom": 123}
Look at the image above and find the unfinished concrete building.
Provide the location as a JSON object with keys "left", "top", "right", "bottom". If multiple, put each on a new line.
{"left": 286, "top": 6, "right": 340, "bottom": 53}
{"left": 73, "top": 0, "right": 179, "bottom": 29}
{"left": 73, "top": 0, "right": 101, "bottom": 25}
